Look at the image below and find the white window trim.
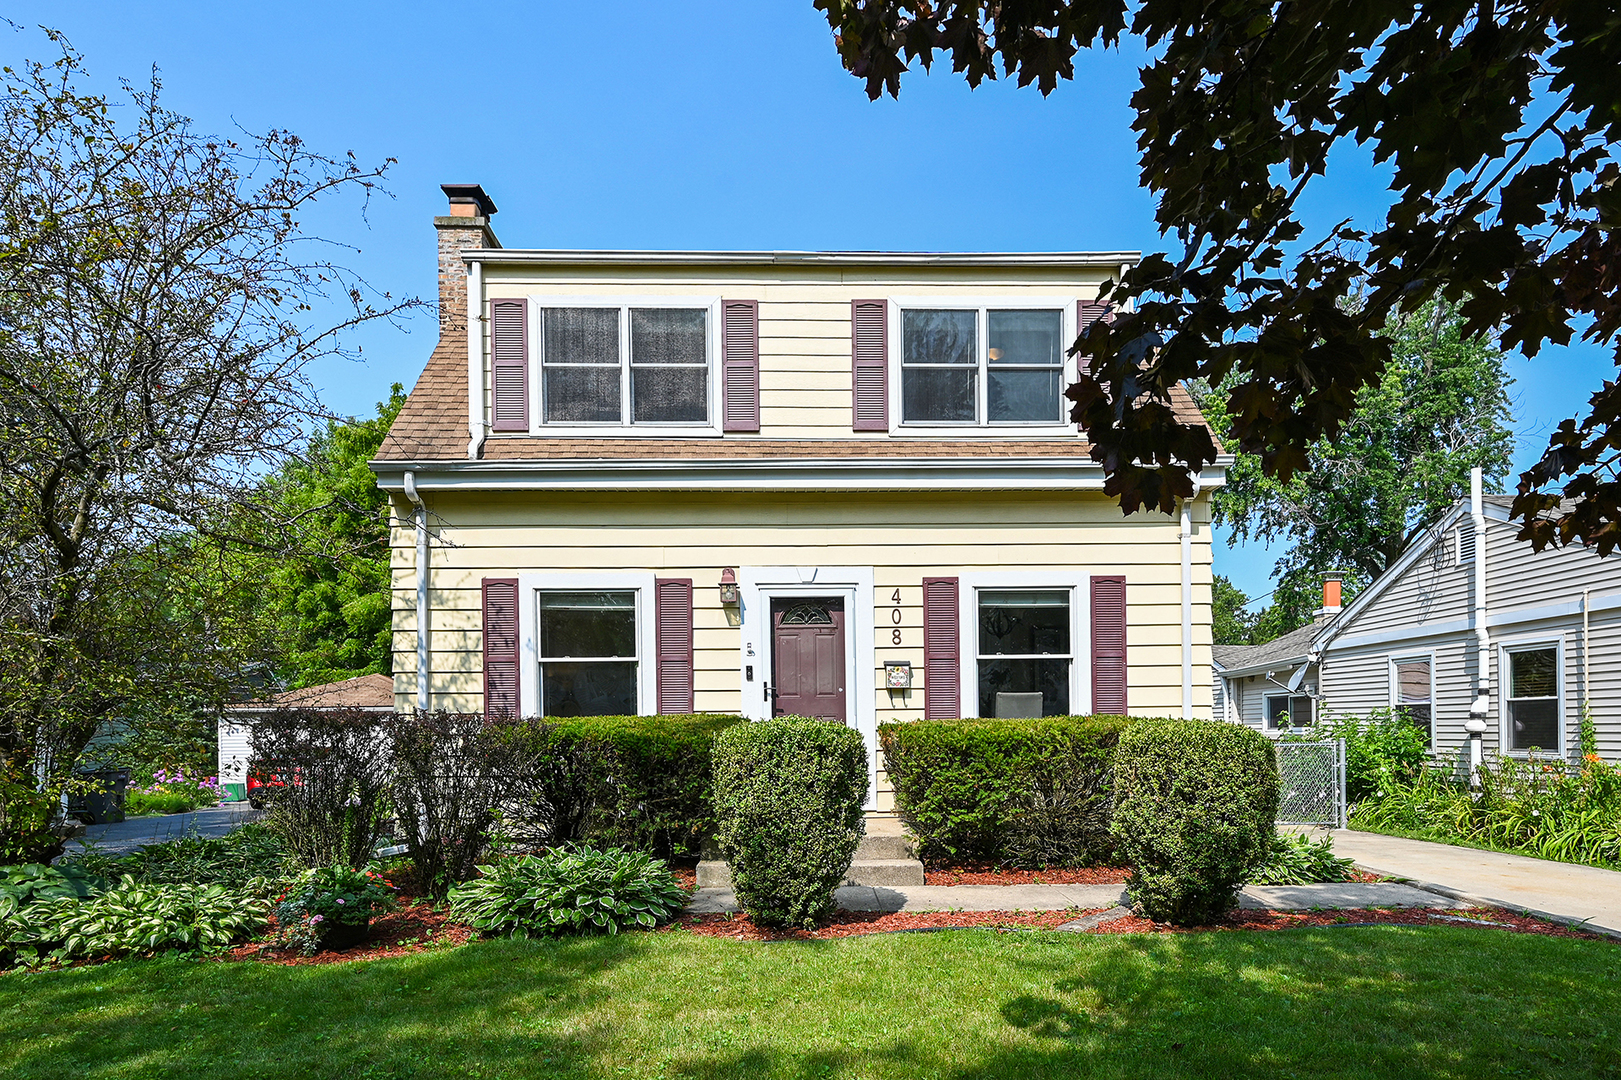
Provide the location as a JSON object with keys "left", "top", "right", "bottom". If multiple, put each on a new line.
{"left": 517, "top": 294, "right": 724, "bottom": 438}
{"left": 957, "top": 571, "right": 1092, "bottom": 718}
{"left": 1263, "top": 692, "right": 1315, "bottom": 731}
{"left": 1388, "top": 651, "right": 1437, "bottom": 754}
{"left": 1497, "top": 635, "right": 1566, "bottom": 758}
{"left": 886, "top": 296, "right": 1083, "bottom": 436}
{"left": 736, "top": 566, "right": 878, "bottom": 808}
{"left": 516, "top": 571, "right": 658, "bottom": 718}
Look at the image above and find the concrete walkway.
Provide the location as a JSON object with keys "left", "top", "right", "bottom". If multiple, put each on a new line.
{"left": 1329, "top": 828, "right": 1621, "bottom": 937}
{"left": 64, "top": 803, "right": 261, "bottom": 857}
{"left": 685, "top": 880, "right": 1453, "bottom": 916}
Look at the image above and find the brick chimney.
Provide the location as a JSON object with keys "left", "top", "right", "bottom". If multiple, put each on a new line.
{"left": 436, "top": 184, "right": 500, "bottom": 340}
{"left": 1316, "top": 572, "right": 1344, "bottom": 621}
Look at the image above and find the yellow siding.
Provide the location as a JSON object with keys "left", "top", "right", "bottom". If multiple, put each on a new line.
{"left": 477, "top": 265, "right": 1117, "bottom": 440}
{"left": 389, "top": 488, "right": 1216, "bottom": 806}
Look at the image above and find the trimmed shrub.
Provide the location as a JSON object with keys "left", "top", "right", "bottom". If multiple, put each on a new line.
{"left": 712, "top": 718, "right": 868, "bottom": 928}
{"left": 1248, "top": 831, "right": 1356, "bottom": 885}
{"left": 388, "top": 711, "right": 551, "bottom": 897}
{"left": 449, "top": 846, "right": 687, "bottom": 937}
{"left": 247, "top": 707, "right": 392, "bottom": 869}
{"left": 541, "top": 714, "right": 745, "bottom": 856}
{"left": 878, "top": 715, "right": 1134, "bottom": 867}
{"left": 1112, "top": 720, "right": 1280, "bottom": 925}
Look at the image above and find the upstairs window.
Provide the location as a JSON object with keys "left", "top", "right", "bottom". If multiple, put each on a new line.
{"left": 901, "top": 308, "right": 1066, "bottom": 425}
{"left": 539, "top": 305, "right": 710, "bottom": 427}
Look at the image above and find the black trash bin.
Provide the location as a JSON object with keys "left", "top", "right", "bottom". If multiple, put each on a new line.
{"left": 75, "top": 768, "right": 131, "bottom": 825}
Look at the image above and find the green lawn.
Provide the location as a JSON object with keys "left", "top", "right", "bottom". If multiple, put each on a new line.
{"left": 1, "top": 927, "right": 1617, "bottom": 1080}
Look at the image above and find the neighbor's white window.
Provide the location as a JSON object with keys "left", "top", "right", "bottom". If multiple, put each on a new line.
{"left": 1504, "top": 644, "right": 1560, "bottom": 752}
{"left": 901, "top": 308, "right": 1067, "bottom": 425}
{"left": 540, "top": 306, "right": 710, "bottom": 426}
{"left": 537, "top": 591, "right": 639, "bottom": 717}
{"left": 1392, "top": 657, "right": 1434, "bottom": 741}
{"left": 976, "top": 589, "right": 1072, "bottom": 717}
{"left": 1266, "top": 694, "right": 1314, "bottom": 729}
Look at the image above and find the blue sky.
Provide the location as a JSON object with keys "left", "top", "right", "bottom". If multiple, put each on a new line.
{"left": 8, "top": 3, "right": 1613, "bottom": 601}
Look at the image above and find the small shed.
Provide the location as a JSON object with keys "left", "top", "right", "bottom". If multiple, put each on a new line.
{"left": 219, "top": 674, "right": 396, "bottom": 801}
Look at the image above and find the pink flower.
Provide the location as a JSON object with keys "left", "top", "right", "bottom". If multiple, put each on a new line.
{"left": 335, "top": 898, "right": 346, "bottom": 905}
{"left": 311, "top": 915, "right": 324, "bottom": 924}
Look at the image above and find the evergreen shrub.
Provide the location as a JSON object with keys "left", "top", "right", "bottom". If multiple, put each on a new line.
{"left": 878, "top": 715, "right": 1134, "bottom": 867}
{"left": 1112, "top": 719, "right": 1280, "bottom": 925}
{"left": 712, "top": 718, "right": 868, "bottom": 928}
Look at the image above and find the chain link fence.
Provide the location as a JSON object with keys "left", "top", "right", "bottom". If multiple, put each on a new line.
{"left": 1275, "top": 739, "right": 1347, "bottom": 828}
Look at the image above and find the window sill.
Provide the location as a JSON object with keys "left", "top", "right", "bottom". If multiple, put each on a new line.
{"left": 887, "top": 424, "right": 1083, "bottom": 438}
{"left": 492, "top": 426, "right": 726, "bottom": 439}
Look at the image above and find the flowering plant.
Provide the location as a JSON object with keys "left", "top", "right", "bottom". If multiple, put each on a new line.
{"left": 273, "top": 866, "right": 397, "bottom": 954}
{"left": 125, "top": 768, "right": 223, "bottom": 816}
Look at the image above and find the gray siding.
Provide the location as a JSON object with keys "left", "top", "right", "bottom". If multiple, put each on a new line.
{"left": 1344, "top": 525, "right": 1472, "bottom": 635}
{"left": 1486, "top": 516, "right": 1619, "bottom": 611}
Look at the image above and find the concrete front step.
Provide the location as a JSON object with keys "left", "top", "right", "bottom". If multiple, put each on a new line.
{"left": 696, "top": 856, "right": 925, "bottom": 888}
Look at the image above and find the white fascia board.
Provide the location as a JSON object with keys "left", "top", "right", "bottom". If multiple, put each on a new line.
{"left": 372, "top": 457, "right": 1232, "bottom": 493}
{"left": 1214, "top": 655, "right": 1312, "bottom": 680}
{"left": 466, "top": 249, "right": 1142, "bottom": 269}
{"left": 1308, "top": 501, "right": 1472, "bottom": 654}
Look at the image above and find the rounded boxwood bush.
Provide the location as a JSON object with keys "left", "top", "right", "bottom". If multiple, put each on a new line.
{"left": 712, "top": 718, "right": 869, "bottom": 929}
{"left": 1111, "top": 719, "right": 1279, "bottom": 925}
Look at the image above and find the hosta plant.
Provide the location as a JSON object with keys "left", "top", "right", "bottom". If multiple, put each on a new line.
{"left": 273, "top": 865, "right": 397, "bottom": 955}
{"left": 0, "top": 863, "right": 106, "bottom": 905}
{"left": 1248, "top": 832, "right": 1357, "bottom": 885}
{"left": 449, "top": 846, "right": 687, "bottom": 937}
{"left": 4, "top": 881, "right": 268, "bottom": 967}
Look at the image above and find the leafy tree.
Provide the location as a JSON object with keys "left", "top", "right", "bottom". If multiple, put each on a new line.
{"left": 0, "top": 32, "right": 415, "bottom": 791}
{"left": 1211, "top": 575, "right": 1257, "bottom": 646}
{"left": 247, "top": 387, "right": 405, "bottom": 688}
{"left": 1200, "top": 299, "right": 1512, "bottom": 638}
{"left": 815, "top": 1, "right": 1621, "bottom": 553}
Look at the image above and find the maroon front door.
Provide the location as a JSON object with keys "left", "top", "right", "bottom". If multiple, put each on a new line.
{"left": 770, "top": 597, "right": 847, "bottom": 723}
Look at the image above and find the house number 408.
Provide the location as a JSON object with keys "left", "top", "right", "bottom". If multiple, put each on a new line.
{"left": 891, "top": 589, "right": 903, "bottom": 645}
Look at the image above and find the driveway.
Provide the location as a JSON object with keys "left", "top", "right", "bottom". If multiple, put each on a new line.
{"left": 1330, "top": 828, "right": 1621, "bottom": 938}
{"left": 65, "top": 804, "right": 262, "bottom": 858}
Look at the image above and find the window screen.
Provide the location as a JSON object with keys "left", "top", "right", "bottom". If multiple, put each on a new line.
{"left": 901, "top": 309, "right": 976, "bottom": 422}
{"left": 987, "top": 310, "right": 1064, "bottom": 422}
{"left": 540, "top": 306, "right": 709, "bottom": 425}
{"left": 538, "top": 591, "right": 637, "bottom": 717}
{"left": 631, "top": 308, "right": 708, "bottom": 423}
{"left": 1266, "top": 694, "right": 1314, "bottom": 729}
{"left": 976, "top": 590, "right": 1071, "bottom": 717}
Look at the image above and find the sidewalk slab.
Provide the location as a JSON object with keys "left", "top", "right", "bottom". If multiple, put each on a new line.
{"left": 1238, "top": 883, "right": 1456, "bottom": 910}
{"left": 1328, "top": 829, "right": 1621, "bottom": 938}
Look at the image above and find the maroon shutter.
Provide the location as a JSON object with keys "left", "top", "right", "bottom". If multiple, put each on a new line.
{"left": 721, "top": 300, "right": 760, "bottom": 432}
{"left": 851, "top": 300, "right": 888, "bottom": 431}
{"left": 922, "top": 577, "right": 960, "bottom": 720}
{"left": 490, "top": 298, "right": 529, "bottom": 432}
{"left": 655, "top": 578, "right": 695, "bottom": 714}
{"left": 482, "top": 577, "right": 520, "bottom": 717}
{"left": 1091, "top": 575, "right": 1128, "bottom": 715}
{"left": 1077, "top": 299, "right": 1112, "bottom": 333}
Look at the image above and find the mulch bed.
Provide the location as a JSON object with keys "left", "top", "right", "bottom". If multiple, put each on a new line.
{"left": 219, "top": 899, "right": 473, "bottom": 967}
{"left": 923, "top": 864, "right": 1130, "bottom": 886}
{"left": 1091, "top": 905, "right": 1610, "bottom": 940}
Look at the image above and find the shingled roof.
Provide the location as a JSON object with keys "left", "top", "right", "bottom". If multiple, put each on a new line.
{"left": 232, "top": 673, "right": 396, "bottom": 711}
{"left": 1213, "top": 616, "right": 1334, "bottom": 674}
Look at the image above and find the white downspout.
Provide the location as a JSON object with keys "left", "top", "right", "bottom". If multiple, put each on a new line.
{"left": 466, "top": 259, "right": 485, "bottom": 459}
{"left": 1180, "top": 481, "right": 1199, "bottom": 719}
{"left": 1466, "top": 468, "right": 1490, "bottom": 782}
{"left": 403, "top": 471, "right": 431, "bottom": 712}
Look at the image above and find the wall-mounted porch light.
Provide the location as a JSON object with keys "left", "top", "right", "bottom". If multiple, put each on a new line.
{"left": 718, "top": 568, "right": 740, "bottom": 606}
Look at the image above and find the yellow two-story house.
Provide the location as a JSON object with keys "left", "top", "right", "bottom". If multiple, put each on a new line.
{"left": 371, "top": 184, "right": 1228, "bottom": 810}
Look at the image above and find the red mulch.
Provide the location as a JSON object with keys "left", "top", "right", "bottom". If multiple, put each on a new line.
{"left": 924, "top": 864, "right": 1130, "bottom": 886}
{"left": 218, "top": 899, "right": 472, "bottom": 967}
{"left": 668, "top": 908, "right": 1091, "bottom": 940}
{"left": 1086, "top": 905, "right": 1610, "bottom": 940}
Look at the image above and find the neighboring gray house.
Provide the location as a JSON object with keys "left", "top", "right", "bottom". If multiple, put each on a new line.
{"left": 1216, "top": 472, "right": 1619, "bottom": 767}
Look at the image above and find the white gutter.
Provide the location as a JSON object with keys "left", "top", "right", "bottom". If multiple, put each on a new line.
{"left": 466, "top": 259, "right": 484, "bottom": 459}
{"left": 1466, "top": 467, "right": 1490, "bottom": 779}
{"left": 462, "top": 249, "right": 1142, "bottom": 268}
{"left": 1181, "top": 480, "right": 1199, "bottom": 719}
{"left": 403, "top": 471, "right": 431, "bottom": 712}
